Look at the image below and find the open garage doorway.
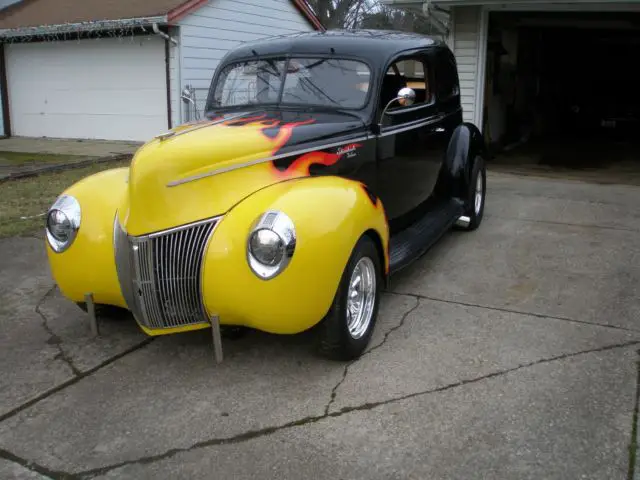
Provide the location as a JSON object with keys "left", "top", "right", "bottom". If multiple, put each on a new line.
{"left": 484, "top": 11, "right": 640, "bottom": 184}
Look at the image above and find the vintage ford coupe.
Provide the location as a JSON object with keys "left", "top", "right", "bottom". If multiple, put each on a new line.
{"left": 44, "top": 30, "right": 486, "bottom": 361}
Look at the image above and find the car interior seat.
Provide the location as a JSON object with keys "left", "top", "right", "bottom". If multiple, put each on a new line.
{"left": 379, "top": 73, "right": 407, "bottom": 112}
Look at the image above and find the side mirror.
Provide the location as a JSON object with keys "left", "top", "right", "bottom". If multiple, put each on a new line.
{"left": 181, "top": 87, "right": 195, "bottom": 105}
{"left": 397, "top": 87, "right": 416, "bottom": 106}
{"left": 377, "top": 87, "right": 416, "bottom": 132}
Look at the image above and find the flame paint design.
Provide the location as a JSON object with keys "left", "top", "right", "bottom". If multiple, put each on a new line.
{"left": 359, "top": 182, "right": 390, "bottom": 274}
{"left": 263, "top": 119, "right": 316, "bottom": 155}
{"left": 271, "top": 150, "right": 342, "bottom": 178}
{"left": 168, "top": 111, "right": 365, "bottom": 183}
{"left": 216, "top": 114, "right": 316, "bottom": 156}
{"left": 359, "top": 183, "right": 379, "bottom": 207}
{"left": 204, "top": 113, "right": 348, "bottom": 178}
{"left": 270, "top": 141, "right": 363, "bottom": 178}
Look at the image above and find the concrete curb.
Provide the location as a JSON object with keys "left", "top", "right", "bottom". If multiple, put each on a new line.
{"left": 0, "top": 153, "right": 132, "bottom": 183}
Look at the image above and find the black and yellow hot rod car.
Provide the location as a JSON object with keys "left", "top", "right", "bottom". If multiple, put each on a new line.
{"left": 45, "top": 30, "right": 486, "bottom": 361}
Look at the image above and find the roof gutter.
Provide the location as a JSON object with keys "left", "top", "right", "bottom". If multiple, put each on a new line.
{"left": 0, "top": 15, "right": 168, "bottom": 39}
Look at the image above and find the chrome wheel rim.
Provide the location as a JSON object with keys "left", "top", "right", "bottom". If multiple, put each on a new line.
{"left": 474, "top": 172, "right": 484, "bottom": 215}
{"left": 346, "top": 257, "right": 376, "bottom": 340}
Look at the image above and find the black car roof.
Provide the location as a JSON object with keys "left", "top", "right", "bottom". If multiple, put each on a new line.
{"left": 221, "top": 29, "right": 444, "bottom": 66}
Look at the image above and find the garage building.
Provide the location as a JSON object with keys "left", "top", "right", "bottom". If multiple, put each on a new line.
{"left": 382, "top": 0, "right": 640, "bottom": 176}
{"left": 0, "top": 0, "right": 322, "bottom": 141}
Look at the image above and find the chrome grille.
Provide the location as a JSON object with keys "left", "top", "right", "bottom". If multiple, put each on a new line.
{"left": 114, "top": 216, "right": 218, "bottom": 330}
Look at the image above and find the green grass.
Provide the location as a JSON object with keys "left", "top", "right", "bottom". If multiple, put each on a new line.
{"left": 0, "top": 158, "right": 130, "bottom": 238}
{"left": 0, "top": 151, "right": 92, "bottom": 165}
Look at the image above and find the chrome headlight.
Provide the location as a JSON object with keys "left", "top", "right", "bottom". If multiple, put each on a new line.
{"left": 45, "top": 195, "right": 81, "bottom": 253}
{"left": 247, "top": 210, "right": 296, "bottom": 280}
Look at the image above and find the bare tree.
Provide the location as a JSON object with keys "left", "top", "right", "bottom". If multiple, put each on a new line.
{"left": 306, "top": 0, "right": 377, "bottom": 29}
{"left": 305, "top": 0, "right": 445, "bottom": 37}
{"left": 360, "top": 3, "right": 444, "bottom": 35}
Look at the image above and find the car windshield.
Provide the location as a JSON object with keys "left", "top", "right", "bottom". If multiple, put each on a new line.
{"left": 209, "top": 57, "right": 371, "bottom": 110}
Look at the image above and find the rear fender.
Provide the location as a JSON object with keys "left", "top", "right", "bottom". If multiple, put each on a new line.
{"left": 437, "top": 122, "right": 486, "bottom": 200}
{"left": 201, "top": 175, "right": 389, "bottom": 334}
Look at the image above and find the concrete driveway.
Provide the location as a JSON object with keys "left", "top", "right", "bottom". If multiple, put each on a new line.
{"left": 1, "top": 172, "right": 639, "bottom": 480}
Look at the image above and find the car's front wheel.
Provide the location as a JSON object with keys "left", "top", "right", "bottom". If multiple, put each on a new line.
{"left": 317, "top": 235, "right": 382, "bottom": 361}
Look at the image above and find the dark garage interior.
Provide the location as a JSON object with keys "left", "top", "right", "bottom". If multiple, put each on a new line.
{"left": 483, "top": 11, "right": 640, "bottom": 183}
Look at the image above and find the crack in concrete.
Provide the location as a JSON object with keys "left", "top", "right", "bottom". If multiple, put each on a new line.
{"left": 35, "top": 285, "right": 82, "bottom": 377}
{"left": 323, "top": 296, "right": 420, "bottom": 416}
{"left": 74, "top": 339, "right": 640, "bottom": 479}
{"left": 366, "top": 297, "right": 421, "bottom": 358}
{"left": 627, "top": 349, "right": 640, "bottom": 480}
{"left": 0, "top": 338, "right": 154, "bottom": 424}
{"left": 387, "top": 291, "right": 640, "bottom": 334}
{"left": 0, "top": 447, "right": 77, "bottom": 479}
{"left": 324, "top": 362, "right": 349, "bottom": 416}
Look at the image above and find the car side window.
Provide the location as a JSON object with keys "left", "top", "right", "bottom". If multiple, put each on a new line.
{"left": 380, "top": 57, "right": 434, "bottom": 113}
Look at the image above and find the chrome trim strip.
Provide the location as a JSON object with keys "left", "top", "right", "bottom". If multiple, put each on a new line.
{"left": 114, "top": 216, "right": 138, "bottom": 319}
{"left": 246, "top": 210, "right": 296, "bottom": 281}
{"left": 166, "top": 135, "right": 371, "bottom": 187}
{"left": 167, "top": 231, "right": 176, "bottom": 327}
{"left": 378, "top": 117, "right": 442, "bottom": 137}
{"left": 154, "top": 112, "right": 250, "bottom": 142}
{"left": 199, "top": 217, "right": 224, "bottom": 318}
{"left": 377, "top": 108, "right": 461, "bottom": 138}
{"left": 114, "top": 216, "right": 221, "bottom": 330}
{"left": 176, "top": 228, "right": 187, "bottom": 322}
{"left": 165, "top": 107, "right": 460, "bottom": 187}
{"left": 145, "top": 239, "right": 162, "bottom": 327}
{"left": 143, "top": 215, "right": 223, "bottom": 238}
{"left": 186, "top": 227, "right": 199, "bottom": 317}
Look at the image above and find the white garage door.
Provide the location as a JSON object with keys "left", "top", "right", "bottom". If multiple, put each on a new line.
{"left": 6, "top": 36, "right": 168, "bottom": 141}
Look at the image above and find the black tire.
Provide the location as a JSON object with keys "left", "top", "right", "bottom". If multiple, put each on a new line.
{"left": 316, "top": 235, "right": 382, "bottom": 361}
{"left": 221, "top": 326, "right": 249, "bottom": 340}
{"left": 75, "top": 302, "right": 131, "bottom": 320}
{"left": 457, "top": 155, "right": 486, "bottom": 231}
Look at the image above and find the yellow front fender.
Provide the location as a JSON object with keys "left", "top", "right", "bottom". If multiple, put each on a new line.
{"left": 201, "top": 175, "right": 389, "bottom": 334}
{"left": 45, "top": 167, "right": 129, "bottom": 308}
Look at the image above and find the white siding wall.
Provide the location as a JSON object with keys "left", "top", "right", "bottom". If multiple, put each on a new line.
{"left": 451, "top": 6, "right": 481, "bottom": 124}
{"left": 172, "top": 0, "right": 314, "bottom": 125}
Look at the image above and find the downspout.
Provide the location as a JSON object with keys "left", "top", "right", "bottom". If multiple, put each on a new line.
{"left": 152, "top": 23, "right": 178, "bottom": 45}
{"left": 153, "top": 22, "right": 179, "bottom": 127}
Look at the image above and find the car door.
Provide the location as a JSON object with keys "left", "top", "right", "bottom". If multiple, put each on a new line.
{"left": 375, "top": 52, "right": 449, "bottom": 233}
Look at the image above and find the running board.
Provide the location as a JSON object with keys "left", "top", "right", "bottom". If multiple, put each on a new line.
{"left": 388, "top": 198, "right": 464, "bottom": 274}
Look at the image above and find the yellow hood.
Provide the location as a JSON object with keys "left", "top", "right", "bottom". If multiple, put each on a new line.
{"left": 118, "top": 112, "right": 329, "bottom": 236}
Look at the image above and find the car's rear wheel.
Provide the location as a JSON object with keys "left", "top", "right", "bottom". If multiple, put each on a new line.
{"left": 456, "top": 155, "right": 486, "bottom": 231}
{"left": 317, "top": 235, "right": 382, "bottom": 361}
